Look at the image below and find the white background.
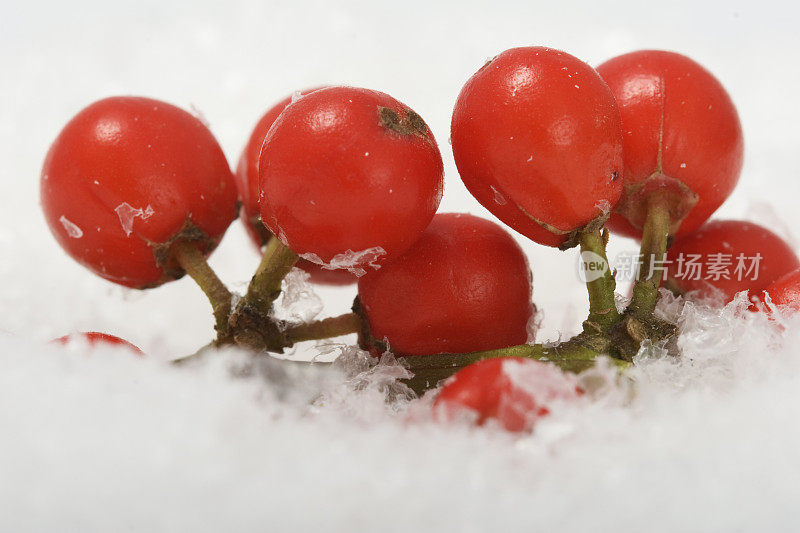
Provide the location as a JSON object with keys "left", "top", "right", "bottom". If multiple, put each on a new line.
{"left": 2, "top": 1, "right": 800, "bottom": 531}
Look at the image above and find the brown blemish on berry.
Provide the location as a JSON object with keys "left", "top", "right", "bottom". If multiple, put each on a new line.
{"left": 378, "top": 107, "right": 431, "bottom": 141}
{"left": 139, "top": 198, "right": 239, "bottom": 288}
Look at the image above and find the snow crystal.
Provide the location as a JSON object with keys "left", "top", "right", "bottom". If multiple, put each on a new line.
{"left": 58, "top": 215, "right": 83, "bottom": 238}
{"left": 319, "top": 346, "right": 414, "bottom": 419}
{"left": 300, "top": 246, "right": 386, "bottom": 277}
{"left": 272, "top": 267, "right": 323, "bottom": 324}
{"left": 595, "top": 199, "right": 612, "bottom": 214}
{"left": 502, "top": 357, "right": 582, "bottom": 402}
{"left": 114, "top": 202, "right": 155, "bottom": 236}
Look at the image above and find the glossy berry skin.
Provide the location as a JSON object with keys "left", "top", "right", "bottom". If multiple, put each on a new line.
{"left": 434, "top": 357, "right": 582, "bottom": 433}
{"left": 665, "top": 220, "right": 799, "bottom": 302}
{"left": 762, "top": 268, "right": 800, "bottom": 312}
{"left": 259, "top": 86, "right": 444, "bottom": 271}
{"left": 54, "top": 332, "right": 144, "bottom": 355}
{"left": 357, "top": 213, "right": 533, "bottom": 356}
{"left": 451, "top": 46, "right": 624, "bottom": 248}
{"left": 597, "top": 50, "right": 744, "bottom": 239}
{"left": 41, "top": 97, "right": 237, "bottom": 288}
{"left": 236, "top": 88, "right": 355, "bottom": 285}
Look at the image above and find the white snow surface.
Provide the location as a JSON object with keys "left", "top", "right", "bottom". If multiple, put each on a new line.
{"left": 3, "top": 296, "right": 800, "bottom": 532}
{"left": 2, "top": 0, "right": 800, "bottom": 531}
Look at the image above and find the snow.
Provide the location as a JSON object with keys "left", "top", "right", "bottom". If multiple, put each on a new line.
{"left": 2, "top": 0, "right": 800, "bottom": 531}
{"left": 3, "top": 297, "right": 800, "bottom": 531}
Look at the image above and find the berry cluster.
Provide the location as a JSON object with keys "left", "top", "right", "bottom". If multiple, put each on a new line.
{"left": 40, "top": 47, "right": 800, "bottom": 433}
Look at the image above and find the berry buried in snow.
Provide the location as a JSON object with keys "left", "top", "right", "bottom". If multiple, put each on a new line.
{"left": 258, "top": 86, "right": 444, "bottom": 273}
{"left": 235, "top": 87, "right": 356, "bottom": 285}
{"left": 434, "top": 357, "right": 582, "bottom": 433}
{"left": 664, "top": 220, "right": 799, "bottom": 303}
{"left": 598, "top": 50, "right": 744, "bottom": 239}
{"left": 356, "top": 213, "right": 534, "bottom": 356}
{"left": 450, "top": 46, "right": 624, "bottom": 248}
{"left": 41, "top": 96, "right": 238, "bottom": 288}
{"left": 54, "top": 332, "right": 144, "bottom": 355}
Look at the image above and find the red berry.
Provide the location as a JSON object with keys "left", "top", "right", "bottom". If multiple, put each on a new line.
{"left": 357, "top": 213, "right": 533, "bottom": 356}
{"left": 665, "top": 220, "right": 799, "bottom": 302}
{"left": 41, "top": 97, "right": 237, "bottom": 288}
{"left": 762, "top": 267, "right": 800, "bottom": 313}
{"left": 235, "top": 88, "right": 356, "bottom": 286}
{"left": 259, "top": 87, "right": 444, "bottom": 273}
{"left": 451, "top": 46, "right": 624, "bottom": 248}
{"left": 54, "top": 332, "right": 144, "bottom": 355}
{"left": 597, "top": 50, "right": 744, "bottom": 239}
{"left": 434, "top": 357, "right": 582, "bottom": 433}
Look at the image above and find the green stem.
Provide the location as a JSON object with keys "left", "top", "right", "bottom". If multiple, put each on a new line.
{"left": 628, "top": 194, "right": 671, "bottom": 320}
{"left": 173, "top": 242, "right": 232, "bottom": 338}
{"left": 283, "top": 313, "right": 361, "bottom": 345}
{"left": 402, "top": 340, "right": 629, "bottom": 395}
{"left": 578, "top": 228, "right": 620, "bottom": 332}
{"left": 244, "top": 236, "right": 299, "bottom": 315}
